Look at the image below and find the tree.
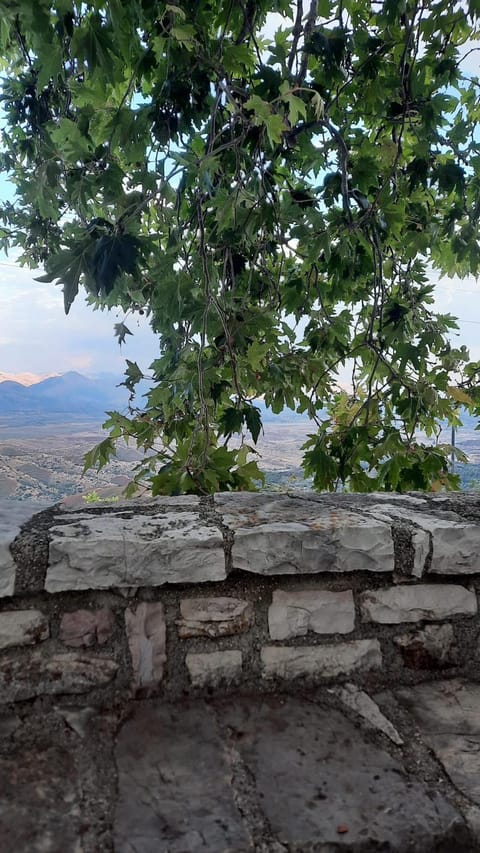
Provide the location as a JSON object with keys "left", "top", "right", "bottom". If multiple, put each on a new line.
{"left": 0, "top": 0, "right": 480, "bottom": 495}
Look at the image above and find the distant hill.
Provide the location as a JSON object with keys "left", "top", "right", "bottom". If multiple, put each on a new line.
{"left": 0, "top": 371, "right": 311, "bottom": 425}
{"left": 0, "top": 371, "right": 479, "bottom": 438}
{"left": 0, "top": 371, "right": 129, "bottom": 419}
{"left": 0, "top": 371, "right": 59, "bottom": 386}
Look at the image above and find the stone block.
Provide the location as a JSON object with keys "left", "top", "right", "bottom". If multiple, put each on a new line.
{"left": 261, "top": 638, "right": 382, "bottom": 680}
{"left": 214, "top": 493, "right": 394, "bottom": 575}
{"left": 360, "top": 584, "right": 477, "bottom": 624}
{"left": 59, "top": 607, "right": 115, "bottom": 647}
{"left": 0, "top": 652, "right": 118, "bottom": 703}
{"left": 331, "top": 683, "right": 403, "bottom": 745}
{"left": 268, "top": 588, "right": 355, "bottom": 640}
{"left": 217, "top": 693, "right": 467, "bottom": 852}
{"left": 186, "top": 650, "right": 242, "bottom": 687}
{"left": 125, "top": 602, "right": 166, "bottom": 689}
{"left": 177, "top": 596, "right": 253, "bottom": 638}
{"left": 0, "top": 499, "right": 41, "bottom": 597}
{"left": 412, "top": 529, "right": 430, "bottom": 578}
{"left": 394, "top": 624, "right": 457, "bottom": 669}
{"left": 366, "top": 504, "right": 480, "bottom": 575}
{"left": 0, "top": 610, "right": 49, "bottom": 650}
{"left": 46, "top": 506, "right": 226, "bottom": 592}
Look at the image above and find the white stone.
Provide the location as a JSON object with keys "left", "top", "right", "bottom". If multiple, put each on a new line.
{"left": 363, "top": 493, "right": 427, "bottom": 506}
{"left": 177, "top": 597, "right": 253, "bottom": 638}
{"left": 268, "top": 589, "right": 355, "bottom": 640}
{"left": 0, "top": 500, "right": 42, "bottom": 597}
{"left": 214, "top": 493, "right": 394, "bottom": 575}
{"left": 331, "top": 683, "right": 403, "bottom": 745}
{"left": 125, "top": 602, "right": 166, "bottom": 689}
{"left": 366, "top": 504, "right": 480, "bottom": 575}
{"left": 186, "top": 650, "right": 242, "bottom": 687}
{"left": 412, "top": 529, "right": 430, "bottom": 578}
{"left": 0, "top": 610, "right": 49, "bottom": 650}
{"left": 360, "top": 584, "right": 477, "bottom": 624}
{"left": 261, "top": 639, "right": 382, "bottom": 680}
{"left": 57, "top": 495, "right": 200, "bottom": 513}
{"left": 56, "top": 706, "right": 96, "bottom": 738}
{"left": 46, "top": 508, "right": 225, "bottom": 591}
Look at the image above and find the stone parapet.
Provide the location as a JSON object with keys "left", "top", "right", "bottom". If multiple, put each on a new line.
{"left": 0, "top": 491, "right": 480, "bottom": 702}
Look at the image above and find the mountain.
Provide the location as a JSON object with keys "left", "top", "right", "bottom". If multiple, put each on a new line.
{"left": 0, "top": 371, "right": 311, "bottom": 424}
{"left": 0, "top": 371, "right": 129, "bottom": 418}
{"left": 0, "top": 371, "right": 59, "bottom": 386}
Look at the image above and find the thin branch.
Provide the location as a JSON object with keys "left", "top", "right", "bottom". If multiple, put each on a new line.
{"left": 298, "top": 0, "right": 318, "bottom": 84}
{"left": 288, "top": 1, "right": 304, "bottom": 74}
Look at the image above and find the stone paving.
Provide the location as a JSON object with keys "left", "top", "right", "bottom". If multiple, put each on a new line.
{"left": 3, "top": 494, "right": 480, "bottom": 849}
{"left": 2, "top": 679, "right": 480, "bottom": 852}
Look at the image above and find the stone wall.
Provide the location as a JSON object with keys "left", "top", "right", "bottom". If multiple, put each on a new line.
{"left": 2, "top": 491, "right": 480, "bottom": 705}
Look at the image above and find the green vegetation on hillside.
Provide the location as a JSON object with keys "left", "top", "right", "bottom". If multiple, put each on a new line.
{"left": 1, "top": 0, "right": 480, "bottom": 494}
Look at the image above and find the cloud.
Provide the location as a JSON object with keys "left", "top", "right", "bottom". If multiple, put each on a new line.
{"left": 0, "top": 262, "right": 158, "bottom": 376}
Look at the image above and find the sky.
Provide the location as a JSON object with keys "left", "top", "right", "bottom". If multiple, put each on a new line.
{"left": 0, "top": 10, "right": 479, "bottom": 383}
{"left": 1, "top": 246, "right": 479, "bottom": 383}
{"left": 0, "top": 256, "right": 159, "bottom": 378}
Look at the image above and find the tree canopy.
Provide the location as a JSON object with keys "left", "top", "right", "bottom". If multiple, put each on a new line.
{"left": 1, "top": 0, "right": 480, "bottom": 494}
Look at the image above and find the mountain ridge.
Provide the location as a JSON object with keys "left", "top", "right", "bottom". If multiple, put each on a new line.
{"left": 0, "top": 370, "right": 129, "bottom": 417}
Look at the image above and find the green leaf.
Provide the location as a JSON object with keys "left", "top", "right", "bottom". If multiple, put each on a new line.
{"left": 83, "top": 437, "right": 117, "bottom": 472}
{"left": 35, "top": 241, "right": 95, "bottom": 314}
{"left": 49, "top": 118, "right": 93, "bottom": 163}
{"left": 244, "top": 405, "right": 262, "bottom": 443}
{"left": 3, "top": 0, "right": 480, "bottom": 496}
{"left": 170, "top": 24, "right": 195, "bottom": 50}
{"left": 265, "top": 113, "right": 285, "bottom": 145}
{"left": 165, "top": 4, "right": 186, "bottom": 19}
{"left": 219, "top": 407, "right": 244, "bottom": 437}
{"left": 114, "top": 322, "right": 133, "bottom": 346}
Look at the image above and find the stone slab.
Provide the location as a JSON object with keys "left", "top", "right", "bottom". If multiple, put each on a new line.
{"left": 330, "top": 682, "right": 403, "bottom": 745}
{"left": 396, "top": 679, "right": 480, "bottom": 805}
{"left": 214, "top": 493, "right": 394, "bottom": 575}
{"left": 360, "top": 583, "right": 477, "bottom": 623}
{"left": 114, "top": 700, "right": 251, "bottom": 852}
{"left": 0, "top": 609, "right": 49, "bottom": 650}
{"left": 0, "top": 651, "right": 118, "bottom": 703}
{"left": 46, "top": 508, "right": 226, "bottom": 591}
{"left": 215, "top": 694, "right": 468, "bottom": 851}
{"left": 261, "top": 638, "right": 382, "bottom": 680}
{"left": 58, "top": 494, "right": 201, "bottom": 512}
{"left": 177, "top": 596, "right": 253, "bottom": 638}
{"left": 0, "top": 500, "right": 43, "bottom": 598}
{"left": 268, "top": 588, "right": 355, "bottom": 639}
{"left": 186, "top": 650, "right": 242, "bottom": 687}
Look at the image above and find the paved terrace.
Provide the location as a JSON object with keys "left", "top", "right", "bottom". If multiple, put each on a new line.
{"left": 3, "top": 492, "right": 480, "bottom": 851}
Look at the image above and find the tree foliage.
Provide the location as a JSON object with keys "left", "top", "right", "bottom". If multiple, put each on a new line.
{"left": 1, "top": 0, "right": 480, "bottom": 494}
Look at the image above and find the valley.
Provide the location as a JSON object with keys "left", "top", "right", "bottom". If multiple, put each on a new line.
{"left": 1, "top": 372, "right": 480, "bottom": 504}
{"left": 0, "top": 419, "right": 142, "bottom": 504}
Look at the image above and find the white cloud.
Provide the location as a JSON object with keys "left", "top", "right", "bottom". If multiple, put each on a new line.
{"left": 0, "top": 262, "right": 158, "bottom": 376}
